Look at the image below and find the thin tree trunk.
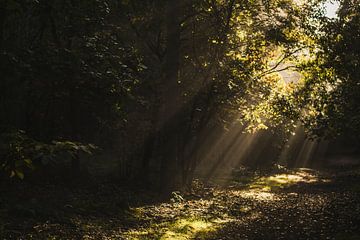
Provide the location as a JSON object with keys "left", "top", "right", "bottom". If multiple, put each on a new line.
{"left": 141, "top": 129, "right": 156, "bottom": 182}
{"left": 0, "top": 5, "right": 6, "bottom": 52}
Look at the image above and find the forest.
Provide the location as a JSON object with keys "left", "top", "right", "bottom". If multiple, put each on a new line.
{"left": 0, "top": 0, "right": 360, "bottom": 239}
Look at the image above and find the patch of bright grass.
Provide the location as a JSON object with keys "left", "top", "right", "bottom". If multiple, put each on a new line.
{"left": 161, "top": 218, "right": 214, "bottom": 240}
{"left": 249, "top": 171, "right": 320, "bottom": 191}
{"left": 125, "top": 217, "right": 227, "bottom": 240}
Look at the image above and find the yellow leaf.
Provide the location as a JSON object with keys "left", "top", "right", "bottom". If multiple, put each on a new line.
{"left": 24, "top": 159, "right": 32, "bottom": 165}
{"left": 15, "top": 170, "right": 24, "bottom": 179}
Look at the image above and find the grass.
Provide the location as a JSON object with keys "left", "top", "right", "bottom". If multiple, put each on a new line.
{"left": 125, "top": 217, "right": 223, "bottom": 240}
{"left": 238, "top": 168, "right": 325, "bottom": 192}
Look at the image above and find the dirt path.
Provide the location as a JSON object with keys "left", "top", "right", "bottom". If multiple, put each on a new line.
{"left": 1, "top": 167, "right": 360, "bottom": 239}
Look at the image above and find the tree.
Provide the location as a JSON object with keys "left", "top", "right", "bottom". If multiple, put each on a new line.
{"left": 282, "top": 0, "right": 359, "bottom": 140}
{"left": 0, "top": 0, "right": 322, "bottom": 185}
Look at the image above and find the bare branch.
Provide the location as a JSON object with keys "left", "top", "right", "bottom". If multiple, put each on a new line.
{"left": 256, "top": 47, "right": 304, "bottom": 79}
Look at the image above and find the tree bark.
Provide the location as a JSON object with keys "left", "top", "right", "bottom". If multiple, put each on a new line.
{"left": 158, "top": 0, "right": 182, "bottom": 194}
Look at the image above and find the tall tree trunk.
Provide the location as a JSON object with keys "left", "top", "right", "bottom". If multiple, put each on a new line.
{"left": 158, "top": 0, "right": 182, "bottom": 194}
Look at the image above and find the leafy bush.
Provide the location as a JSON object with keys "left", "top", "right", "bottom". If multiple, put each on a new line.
{"left": 0, "top": 127, "right": 97, "bottom": 179}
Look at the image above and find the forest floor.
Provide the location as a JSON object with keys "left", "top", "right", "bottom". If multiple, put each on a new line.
{"left": 1, "top": 166, "right": 360, "bottom": 240}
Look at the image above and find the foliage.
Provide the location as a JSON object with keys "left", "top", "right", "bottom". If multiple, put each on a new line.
{"left": 243, "top": 1, "right": 360, "bottom": 142}
{"left": 0, "top": 0, "right": 146, "bottom": 145}
{"left": 297, "top": 1, "right": 360, "bottom": 139}
{"left": 0, "top": 127, "right": 97, "bottom": 179}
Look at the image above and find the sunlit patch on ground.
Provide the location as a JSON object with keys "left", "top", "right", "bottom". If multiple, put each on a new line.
{"left": 246, "top": 168, "right": 330, "bottom": 190}
{"left": 123, "top": 169, "right": 333, "bottom": 239}
{"left": 122, "top": 196, "right": 237, "bottom": 239}
{"left": 237, "top": 190, "right": 278, "bottom": 201}
{"left": 223, "top": 168, "right": 331, "bottom": 202}
{"left": 124, "top": 217, "right": 231, "bottom": 240}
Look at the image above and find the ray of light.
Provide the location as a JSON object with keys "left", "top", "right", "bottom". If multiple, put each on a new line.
{"left": 278, "top": 122, "right": 305, "bottom": 167}
{"left": 202, "top": 125, "right": 246, "bottom": 180}
{"left": 294, "top": 139, "right": 318, "bottom": 167}
{"left": 206, "top": 132, "right": 261, "bottom": 181}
